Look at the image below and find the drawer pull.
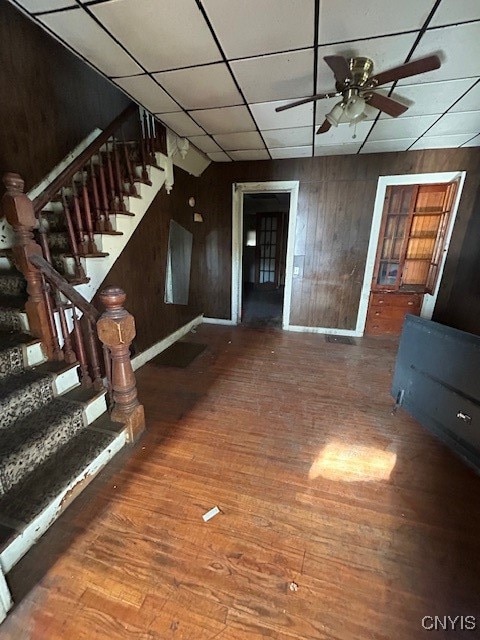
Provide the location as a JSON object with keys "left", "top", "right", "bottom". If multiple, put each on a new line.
{"left": 375, "top": 311, "right": 380, "bottom": 316}
{"left": 457, "top": 411, "right": 472, "bottom": 425}
{"left": 408, "top": 301, "right": 414, "bottom": 305}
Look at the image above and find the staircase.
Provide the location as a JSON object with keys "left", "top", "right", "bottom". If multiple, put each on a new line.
{"left": 0, "top": 103, "right": 163, "bottom": 621}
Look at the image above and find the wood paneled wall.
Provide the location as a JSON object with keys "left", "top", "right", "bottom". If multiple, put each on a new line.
{"left": 93, "top": 168, "right": 202, "bottom": 353}
{"left": 0, "top": 1, "right": 130, "bottom": 191}
{"left": 194, "top": 148, "right": 480, "bottom": 331}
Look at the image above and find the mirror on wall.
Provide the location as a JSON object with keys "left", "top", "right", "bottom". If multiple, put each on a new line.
{"left": 164, "top": 220, "right": 193, "bottom": 305}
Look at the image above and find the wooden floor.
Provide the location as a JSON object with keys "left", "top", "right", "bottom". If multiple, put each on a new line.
{"left": 2, "top": 325, "right": 480, "bottom": 639}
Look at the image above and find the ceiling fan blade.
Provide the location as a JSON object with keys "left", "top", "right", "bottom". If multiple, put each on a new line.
{"left": 367, "top": 92, "right": 409, "bottom": 117}
{"left": 323, "top": 55, "right": 353, "bottom": 84}
{"left": 317, "top": 119, "right": 332, "bottom": 134}
{"left": 275, "top": 92, "right": 340, "bottom": 112}
{"left": 370, "top": 55, "right": 441, "bottom": 87}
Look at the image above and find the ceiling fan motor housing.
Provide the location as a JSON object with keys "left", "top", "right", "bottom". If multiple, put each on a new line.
{"left": 344, "top": 57, "right": 375, "bottom": 89}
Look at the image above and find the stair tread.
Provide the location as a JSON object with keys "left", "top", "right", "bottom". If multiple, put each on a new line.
{"left": 0, "top": 331, "right": 36, "bottom": 350}
{"left": 0, "top": 426, "right": 116, "bottom": 547}
{"left": 0, "top": 369, "right": 54, "bottom": 431}
{"left": 0, "top": 294, "right": 26, "bottom": 311}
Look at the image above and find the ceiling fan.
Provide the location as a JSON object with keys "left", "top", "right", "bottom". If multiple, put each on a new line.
{"left": 276, "top": 54, "right": 441, "bottom": 134}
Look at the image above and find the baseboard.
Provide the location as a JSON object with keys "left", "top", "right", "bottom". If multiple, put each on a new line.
{"left": 203, "top": 317, "right": 237, "bottom": 326}
{"left": 285, "top": 325, "right": 362, "bottom": 337}
{"left": 131, "top": 314, "right": 204, "bottom": 371}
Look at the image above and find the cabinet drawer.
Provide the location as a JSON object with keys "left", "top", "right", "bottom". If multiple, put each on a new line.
{"left": 370, "top": 292, "right": 422, "bottom": 309}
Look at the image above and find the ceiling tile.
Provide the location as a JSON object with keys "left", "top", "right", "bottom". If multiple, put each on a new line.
{"left": 262, "top": 127, "right": 312, "bottom": 148}
{"left": 426, "top": 111, "right": 480, "bottom": 136}
{"left": 229, "top": 150, "right": 270, "bottom": 161}
{"left": 15, "top": 0, "right": 74, "bottom": 11}
{"left": 188, "top": 136, "right": 222, "bottom": 153}
{"left": 360, "top": 138, "right": 417, "bottom": 153}
{"left": 405, "top": 23, "right": 480, "bottom": 84}
{"left": 250, "top": 99, "right": 313, "bottom": 130}
{"left": 429, "top": 0, "right": 480, "bottom": 27}
{"left": 91, "top": 0, "right": 221, "bottom": 72}
{"left": 314, "top": 142, "right": 362, "bottom": 156}
{"left": 39, "top": 7, "right": 142, "bottom": 77}
{"left": 314, "top": 120, "right": 372, "bottom": 145}
{"left": 410, "top": 133, "right": 475, "bottom": 149}
{"left": 449, "top": 80, "right": 480, "bottom": 113}
{"left": 154, "top": 64, "right": 242, "bottom": 109}
{"left": 202, "top": 0, "right": 315, "bottom": 59}
{"left": 231, "top": 49, "right": 314, "bottom": 103}
{"left": 114, "top": 76, "right": 179, "bottom": 113}
{"left": 213, "top": 131, "right": 264, "bottom": 151}
{"left": 189, "top": 106, "right": 255, "bottom": 135}
{"left": 462, "top": 134, "right": 480, "bottom": 147}
{"left": 381, "top": 79, "right": 477, "bottom": 119}
{"left": 270, "top": 146, "right": 312, "bottom": 159}
{"left": 368, "top": 114, "right": 438, "bottom": 141}
{"left": 317, "top": 33, "right": 418, "bottom": 91}
{"left": 207, "top": 151, "right": 232, "bottom": 162}
{"left": 156, "top": 112, "right": 204, "bottom": 137}
{"left": 318, "top": 0, "right": 432, "bottom": 43}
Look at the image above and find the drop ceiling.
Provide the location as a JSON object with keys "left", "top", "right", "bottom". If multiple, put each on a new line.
{"left": 10, "top": 0, "right": 480, "bottom": 162}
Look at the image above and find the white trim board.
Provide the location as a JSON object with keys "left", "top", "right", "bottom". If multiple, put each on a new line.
{"left": 357, "top": 171, "right": 466, "bottom": 335}
{"left": 203, "top": 317, "right": 236, "bottom": 326}
{"left": 231, "top": 181, "right": 299, "bottom": 329}
{"left": 131, "top": 315, "right": 203, "bottom": 371}
{"left": 288, "top": 325, "right": 362, "bottom": 337}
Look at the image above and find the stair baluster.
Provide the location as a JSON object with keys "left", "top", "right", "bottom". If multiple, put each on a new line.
{"left": 81, "top": 173, "right": 98, "bottom": 254}
{"left": 71, "top": 180, "right": 88, "bottom": 254}
{"left": 41, "top": 277, "right": 63, "bottom": 360}
{"left": 112, "top": 138, "right": 127, "bottom": 213}
{"left": 97, "top": 156, "right": 112, "bottom": 232}
{"left": 72, "top": 310, "right": 92, "bottom": 386}
{"left": 37, "top": 217, "right": 53, "bottom": 265}
{"left": 89, "top": 159, "right": 102, "bottom": 233}
{"left": 122, "top": 127, "right": 137, "bottom": 196}
{"left": 105, "top": 141, "right": 118, "bottom": 213}
{"left": 61, "top": 191, "right": 87, "bottom": 282}
{"left": 57, "top": 302, "right": 77, "bottom": 364}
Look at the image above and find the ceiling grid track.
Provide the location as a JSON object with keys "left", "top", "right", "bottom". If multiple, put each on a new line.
{"left": 311, "top": 0, "right": 321, "bottom": 157}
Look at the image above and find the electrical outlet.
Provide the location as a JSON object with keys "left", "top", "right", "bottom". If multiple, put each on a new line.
{"left": 293, "top": 266, "right": 300, "bottom": 276}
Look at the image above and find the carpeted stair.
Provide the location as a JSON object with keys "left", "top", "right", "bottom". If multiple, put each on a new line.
{"left": 0, "top": 266, "right": 125, "bottom": 576}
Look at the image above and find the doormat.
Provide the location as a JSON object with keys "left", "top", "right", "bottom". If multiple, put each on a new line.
{"left": 150, "top": 341, "right": 207, "bottom": 368}
{"left": 325, "top": 335, "right": 356, "bottom": 345}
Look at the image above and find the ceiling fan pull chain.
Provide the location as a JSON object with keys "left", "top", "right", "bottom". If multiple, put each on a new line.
{"left": 352, "top": 122, "right": 357, "bottom": 139}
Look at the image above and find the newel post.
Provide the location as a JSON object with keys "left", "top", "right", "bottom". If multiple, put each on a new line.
{"left": 1, "top": 173, "right": 56, "bottom": 357}
{"left": 97, "top": 286, "right": 145, "bottom": 443}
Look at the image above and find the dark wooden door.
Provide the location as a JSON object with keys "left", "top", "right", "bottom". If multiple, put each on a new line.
{"left": 255, "top": 212, "right": 283, "bottom": 290}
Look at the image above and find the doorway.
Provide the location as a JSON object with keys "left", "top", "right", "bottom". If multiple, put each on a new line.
{"left": 231, "top": 181, "right": 299, "bottom": 329}
{"left": 242, "top": 194, "right": 290, "bottom": 327}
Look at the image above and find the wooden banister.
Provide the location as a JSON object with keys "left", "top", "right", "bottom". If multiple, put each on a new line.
{"left": 32, "top": 103, "right": 138, "bottom": 213}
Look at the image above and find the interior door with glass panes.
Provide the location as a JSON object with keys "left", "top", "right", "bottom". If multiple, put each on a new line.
{"left": 255, "top": 212, "right": 282, "bottom": 290}
{"left": 366, "top": 180, "right": 458, "bottom": 335}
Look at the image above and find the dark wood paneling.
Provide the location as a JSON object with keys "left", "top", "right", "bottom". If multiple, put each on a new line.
{"left": 0, "top": 2, "right": 130, "bottom": 191}
{"left": 93, "top": 169, "right": 202, "bottom": 353}
{"left": 195, "top": 148, "right": 480, "bottom": 330}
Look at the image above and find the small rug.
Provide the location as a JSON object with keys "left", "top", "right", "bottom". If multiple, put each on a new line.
{"left": 325, "top": 335, "right": 356, "bottom": 345}
{"left": 150, "top": 342, "right": 207, "bottom": 368}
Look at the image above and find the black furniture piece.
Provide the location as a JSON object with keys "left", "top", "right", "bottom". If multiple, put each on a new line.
{"left": 392, "top": 315, "right": 480, "bottom": 472}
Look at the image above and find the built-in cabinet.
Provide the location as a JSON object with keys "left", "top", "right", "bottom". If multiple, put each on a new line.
{"left": 366, "top": 181, "right": 458, "bottom": 335}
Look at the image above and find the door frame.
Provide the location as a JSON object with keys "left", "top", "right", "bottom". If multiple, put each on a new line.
{"left": 357, "top": 171, "right": 466, "bottom": 334}
{"left": 232, "top": 181, "right": 299, "bottom": 328}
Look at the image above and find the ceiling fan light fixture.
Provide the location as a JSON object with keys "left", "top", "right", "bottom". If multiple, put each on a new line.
{"left": 344, "top": 95, "right": 366, "bottom": 121}
{"left": 325, "top": 102, "right": 345, "bottom": 127}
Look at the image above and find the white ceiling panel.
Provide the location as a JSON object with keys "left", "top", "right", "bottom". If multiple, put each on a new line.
{"left": 410, "top": 133, "right": 476, "bottom": 149}
{"left": 382, "top": 79, "right": 476, "bottom": 119}
{"left": 213, "top": 131, "right": 264, "bottom": 151}
{"left": 231, "top": 49, "right": 314, "bottom": 103}
{"left": 188, "top": 136, "right": 223, "bottom": 154}
{"left": 426, "top": 111, "right": 480, "bottom": 136}
{"left": 449, "top": 80, "right": 480, "bottom": 113}
{"left": 270, "top": 146, "right": 312, "bottom": 159}
{"left": 154, "top": 63, "right": 242, "bottom": 110}
{"left": 156, "top": 112, "right": 204, "bottom": 137}
{"left": 461, "top": 134, "right": 480, "bottom": 147}
{"left": 405, "top": 23, "right": 480, "bottom": 84}
{"left": 368, "top": 114, "right": 438, "bottom": 141}
{"left": 318, "top": 0, "right": 432, "bottom": 43}
{"left": 39, "top": 7, "right": 142, "bottom": 77}
{"left": 314, "top": 142, "right": 363, "bottom": 156}
{"left": 315, "top": 120, "right": 372, "bottom": 145}
{"left": 360, "top": 138, "right": 417, "bottom": 154}
{"left": 229, "top": 150, "right": 270, "bottom": 161}
{"left": 317, "top": 33, "right": 418, "bottom": 91}
{"left": 15, "top": 0, "right": 74, "bottom": 11}
{"left": 91, "top": 0, "right": 221, "bottom": 72}
{"left": 207, "top": 151, "right": 232, "bottom": 162}
{"left": 189, "top": 106, "right": 255, "bottom": 135}
{"left": 203, "top": 0, "right": 314, "bottom": 59}
{"left": 429, "top": 0, "right": 480, "bottom": 27}
{"left": 250, "top": 99, "right": 313, "bottom": 130}
{"left": 114, "top": 76, "right": 179, "bottom": 113}
{"left": 262, "top": 127, "right": 312, "bottom": 148}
